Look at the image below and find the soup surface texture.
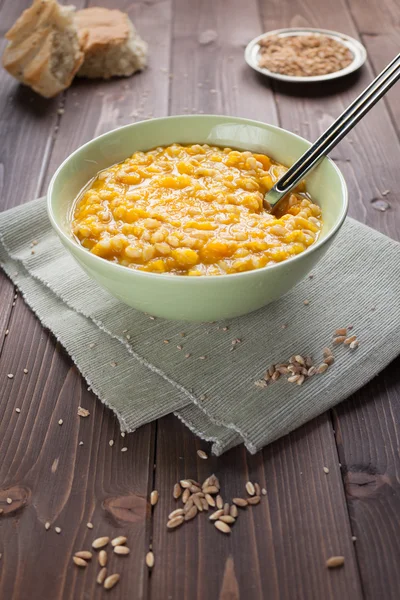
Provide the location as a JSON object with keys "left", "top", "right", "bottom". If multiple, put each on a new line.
{"left": 72, "top": 144, "right": 322, "bottom": 276}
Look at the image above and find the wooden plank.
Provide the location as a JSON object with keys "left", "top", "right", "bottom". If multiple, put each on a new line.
{"left": 345, "top": 0, "right": 400, "bottom": 134}
{"left": 258, "top": 0, "right": 400, "bottom": 597}
{"left": 0, "top": 0, "right": 172, "bottom": 598}
{"left": 150, "top": 0, "right": 363, "bottom": 598}
{"left": 0, "top": 298, "right": 154, "bottom": 600}
{"left": 333, "top": 356, "right": 400, "bottom": 600}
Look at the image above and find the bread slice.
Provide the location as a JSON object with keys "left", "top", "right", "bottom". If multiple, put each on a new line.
{"left": 75, "top": 7, "right": 147, "bottom": 79}
{"left": 2, "top": 0, "right": 84, "bottom": 98}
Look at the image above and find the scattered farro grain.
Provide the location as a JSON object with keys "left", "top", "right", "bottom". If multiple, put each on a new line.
{"left": 77, "top": 407, "right": 90, "bottom": 418}
{"left": 180, "top": 479, "right": 191, "bottom": 489}
{"left": 317, "top": 363, "right": 329, "bottom": 374}
{"left": 73, "top": 556, "right": 88, "bottom": 567}
{"left": 114, "top": 545, "right": 130, "bottom": 555}
{"left": 326, "top": 556, "right": 345, "bottom": 568}
{"left": 45, "top": 521, "right": 51, "bottom": 530}
{"left": 199, "top": 356, "right": 207, "bottom": 360}
{"left": 245, "top": 482, "right": 255, "bottom": 496}
{"left": 201, "top": 498, "right": 209, "bottom": 511}
{"left": 190, "top": 485, "right": 202, "bottom": 494}
{"left": 99, "top": 550, "right": 107, "bottom": 566}
{"left": 294, "top": 355, "right": 305, "bottom": 366}
{"left": 120, "top": 432, "right": 126, "bottom": 437}
{"left": 209, "top": 509, "right": 224, "bottom": 521}
{"left": 146, "top": 551, "right": 155, "bottom": 568}
{"left": 58, "top": 419, "right": 63, "bottom": 425}
{"left": 219, "top": 515, "right": 235, "bottom": 524}
{"left": 261, "top": 488, "right": 267, "bottom": 496}
{"left": 333, "top": 336, "right": 346, "bottom": 345}
{"left": 121, "top": 447, "right": 128, "bottom": 452}
{"left": 23, "top": 369, "right": 28, "bottom": 374}
{"left": 75, "top": 551, "right": 92, "bottom": 560}
{"left": 5, "top": 330, "right": 9, "bottom": 336}
{"left": 97, "top": 567, "right": 107, "bottom": 585}
{"left": 288, "top": 374, "right": 300, "bottom": 383}
{"left": 247, "top": 495, "right": 261, "bottom": 505}
{"left": 111, "top": 536, "right": 127, "bottom": 547}
{"left": 15, "top": 408, "right": 21, "bottom": 413}
{"left": 79, "top": 441, "right": 83, "bottom": 446}
{"left": 177, "top": 345, "right": 182, "bottom": 350}
{"left": 308, "top": 366, "right": 317, "bottom": 377}
{"left": 323, "top": 467, "right": 330, "bottom": 474}
{"left": 230, "top": 505, "right": 238, "bottom": 518}
{"left": 205, "top": 493, "right": 215, "bottom": 507}
{"left": 215, "top": 520, "right": 231, "bottom": 534}
{"left": 271, "top": 370, "right": 280, "bottom": 381}
{"left": 185, "top": 353, "right": 191, "bottom": 359}
{"left": 173, "top": 483, "right": 182, "bottom": 499}
{"left": 324, "top": 356, "right": 335, "bottom": 366}
{"left": 6, "top": 498, "right": 12, "bottom": 504}
{"left": 216, "top": 495, "right": 224, "bottom": 509}
{"left": 349, "top": 340, "right": 359, "bottom": 349}
{"left": 55, "top": 527, "right": 62, "bottom": 534}
{"left": 335, "top": 328, "right": 347, "bottom": 336}
{"left": 182, "top": 489, "right": 190, "bottom": 504}
{"left": 193, "top": 495, "right": 203, "bottom": 512}
{"left": 87, "top": 522, "right": 94, "bottom": 529}
{"left": 203, "top": 485, "right": 219, "bottom": 495}
{"left": 255, "top": 379, "right": 268, "bottom": 388}
{"left": 223, "top": 503, "right": 230, "bottom": 515}
{"left": 297, "top": 375, "right": 305, "bottom": 385}
{"left": 305, "top": 356, "right": 313, "bottom": 368}
{"left": 184, "top": 505, "right": 198, "bottom": 521}
{"left": 197, "top": 449, "right": 208, "bottom": 460}
{"left": 92, "top": 537, "right": 110, "bottom": 549}
{"left": 232, "top": 498, "right": 248, "bottom": 507}
{"left": 109, "top": 440, "right": 114, "bottom": 447}
{"left": 150, "top": 490, "right": 159, "bottom": 506}
{"left": 104, "top": 574, "right": 120, "bottom": 590}
{"left": 323, "top": 348, "right": 332, "bottom": 358}
{"left": 7, "top": 374, "right": 14, "bottom": 379}
{"left": 344, "top": 335, "right": 357, "bottom": 345}
{"left": 168, "top": 508, "right": 184, "bottom": 520}
{"left": 167, "top": 515, "right": 184, "bottom": 529}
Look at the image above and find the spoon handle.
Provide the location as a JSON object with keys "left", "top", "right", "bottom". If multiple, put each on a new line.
{"left": 265, "top": 53, "right": 400, "bottom": 211}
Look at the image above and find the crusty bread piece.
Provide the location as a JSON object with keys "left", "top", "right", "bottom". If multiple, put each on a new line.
{"left": 2, "top": 0, "right": 84, "bottom": 98}
{"left": 75, "top": 7, "right": 147, "bottom": 79}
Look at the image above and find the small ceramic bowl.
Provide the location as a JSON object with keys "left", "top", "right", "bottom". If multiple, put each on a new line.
{"left": 47, "top": 115, "right": 348, "bottom": 321}
{"left": 245, "top": 27, "right": 367, "bottom": 83}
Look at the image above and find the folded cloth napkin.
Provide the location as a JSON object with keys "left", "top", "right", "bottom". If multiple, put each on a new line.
{"left": 1, "top": 197, "right": 400, "bottom": 454}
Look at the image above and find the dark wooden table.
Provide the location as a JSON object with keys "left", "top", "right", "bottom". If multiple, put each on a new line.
{"left": 1, "top": 0, "right": 399, "bottom": 598}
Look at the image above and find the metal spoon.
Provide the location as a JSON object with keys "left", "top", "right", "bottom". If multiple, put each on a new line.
{"left": 264, "top": 53, "right": 400, "bottom": 214}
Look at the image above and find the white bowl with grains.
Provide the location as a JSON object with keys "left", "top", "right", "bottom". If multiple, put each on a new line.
{"left": 245, "top": 27, "right": 367, "bottom": 83}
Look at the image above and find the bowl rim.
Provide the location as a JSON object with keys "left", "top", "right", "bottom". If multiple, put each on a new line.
{"left": 244, "top": 27, "right": 367, "bottom": 83}
{"left": 47, "top": 114, "right": 348, "bottom": 283}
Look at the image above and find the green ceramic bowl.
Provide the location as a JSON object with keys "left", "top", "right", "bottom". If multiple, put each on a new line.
{"left": 47, "top": 115, "right": 348, "bottom": 321}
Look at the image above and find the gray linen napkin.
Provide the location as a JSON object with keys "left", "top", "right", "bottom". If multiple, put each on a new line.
{"left": 1, "top": 197, "right": 399, "bottom": 454}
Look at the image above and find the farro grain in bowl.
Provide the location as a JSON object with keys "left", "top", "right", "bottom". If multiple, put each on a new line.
{"left": 47, "top": 115, "right": 348, "bottom": 321}
{"left": 245, "top": 27, "right": 367, "bottom": 83}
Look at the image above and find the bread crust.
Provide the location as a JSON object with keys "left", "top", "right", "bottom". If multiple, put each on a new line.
{"left": 75, "top": 7, "right": 148, "bottom": 79}
{"left": 2, "top": 0, "right": 84, "bottom": 98}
